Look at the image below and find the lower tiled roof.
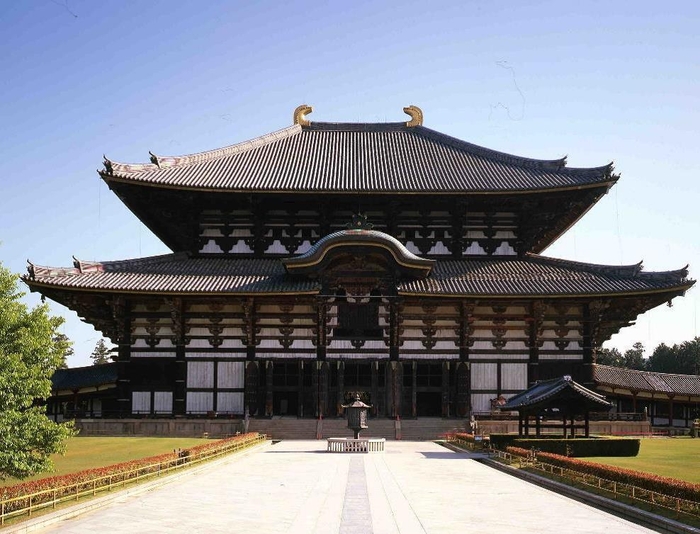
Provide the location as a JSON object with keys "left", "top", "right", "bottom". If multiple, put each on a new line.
{"left": 594, "top": 365, "right": 700, "bottom": 396}
{"left": 25, "top": 253, "right": 691, "bottom": 297}
{"left": 399, "top": 255, "right": 691, "bottom": 296}
{"left": 51, "top": 364, "right": 118, "bottom": 391}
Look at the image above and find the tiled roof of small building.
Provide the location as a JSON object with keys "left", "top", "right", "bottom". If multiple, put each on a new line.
{"left": 500, "top": 375, "right": 611, "bottom": 410}
{"left": 100, "top": 120, "right": 616, "bottom": 194}
{"left": 25, "top": 253, "right": 691, "bottom": 297}
{"left": 51, "top": 364, "right": 117, "bottom": 391}
{"left": 594, "top": 365, "right": 700, "bottom": 396}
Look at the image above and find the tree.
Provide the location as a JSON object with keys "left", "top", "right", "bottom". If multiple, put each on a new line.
{"left": 0, "top": 262, "right": 75, "bottom": 480}
{"left": 596, "top": 347, "right": 623, "bottom": 367}
{"left": 676, "top": 337, "right": 700, "bottom": 375}
{"left": 622, "top": 341, "right": 646, "bottom": 370}
{"left": 648, "top": 338, "right": 700, "bottom": 375}
{"left": 90, "top": 338, "right": 112, "bottom": 365}
{"left": 52, "top": 333, "right": 73, "bottom": 369}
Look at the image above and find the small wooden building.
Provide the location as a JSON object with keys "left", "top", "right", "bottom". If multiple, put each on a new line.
{"left": 25, "top": 105, "right": 694, "bottom": 420}
{"left": 499, "top": 375, "right": 612, "bottom": 437}
{"left": 594, "top": 365, "right": 700, "bottom": 428}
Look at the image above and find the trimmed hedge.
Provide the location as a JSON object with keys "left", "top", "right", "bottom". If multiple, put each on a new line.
{"left": 0, "top": 433, "right": 264, "bottom": 515}
{"left": 489, "top": 434, "right": 639, "bottom": 457}
{"left": 506, "top": 446, "right": 700, "bottom": 503}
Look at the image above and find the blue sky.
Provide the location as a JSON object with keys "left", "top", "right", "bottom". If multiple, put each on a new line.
{"left": 1, "top": 0, "right": 698, "bottom": 367}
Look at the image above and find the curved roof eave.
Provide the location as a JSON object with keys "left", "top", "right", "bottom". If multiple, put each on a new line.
{"left": 98, "top": 118, "right": 616, "bottom": 195}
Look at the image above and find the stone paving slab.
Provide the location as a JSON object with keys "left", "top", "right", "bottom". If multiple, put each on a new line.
{"left": 33, "top": 440, "right": 655, "bottom": 534}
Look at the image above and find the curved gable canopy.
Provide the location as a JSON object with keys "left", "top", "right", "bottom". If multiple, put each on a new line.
{"left": 282, "top": 229, "right": 435, "bottom": 279}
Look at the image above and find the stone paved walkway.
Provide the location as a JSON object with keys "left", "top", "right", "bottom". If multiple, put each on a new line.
{"left": 36, "top": 440, "right": 655, "bottom": 534}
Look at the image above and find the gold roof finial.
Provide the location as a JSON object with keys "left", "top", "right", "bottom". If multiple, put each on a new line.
{"left": 403, "top": 105, "right": 423, "bottom": 127}
{"left": 293, "top": 104, "right": 313, "bottom": 126}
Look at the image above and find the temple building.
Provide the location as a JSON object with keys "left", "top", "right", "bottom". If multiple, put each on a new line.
{"left": 25, "top": 105, "right": 694, "bottom": 422}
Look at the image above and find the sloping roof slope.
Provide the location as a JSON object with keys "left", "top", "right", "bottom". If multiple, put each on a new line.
{"left": 594, "top": 365, "right": 700, "bottom": 396}
{"left": 101, "top": 122, "right": 615, "bottom": 194}
{"left": 500, "top": 375, "right": 611, "bottom": 410}
{"left": 51, "top": 364, "right": 118, "bottom": 391}
{"left": 25, "top": 253, "right": 691, "bottom": 297}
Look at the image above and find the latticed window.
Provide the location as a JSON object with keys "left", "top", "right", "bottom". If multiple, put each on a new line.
{"left": 344, "top": 363, "right": 371, "bottom": 387}
{"left": 272, "top": 362, "right": 299, "bottom": 387}
{"left": 416, "top": 363, "right": 442, "bottom": 387}
{"left": 334, "top": 300, "right": 382, "bottom": 339}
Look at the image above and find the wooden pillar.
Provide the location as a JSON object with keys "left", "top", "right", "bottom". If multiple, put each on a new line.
{"left": 411, "top": 361, "right": 417, "bottom": 418}
{"left": 298, "top": 361, "right": 304, "bottom": 418}
{"left": 212, "top": 360, "right": 219, "bottom": 413}
{"left": 311, "top": 360, "right": 319, "bottom": 417}
{"left": 265, "top": 360, "right": 273, "bottom": 417}
{"left": 581, "top": 303, "right": 594, "bottom": 386}
{"left": 668, "top": 395, "right": 674, "bottom": 428}
{"left": 336, "top": 361, "right": 344, "bottom": 416}
{"left": 584, "top": 411, "right": 590, "bottom": 437}
{"left": 115, "top": 300, "right": 132, "bottom": 417}
{"left": 315, "top": 298, "right": 327, "bottom": 362}
{"left": 389, "top": 300, "right": 401, "bottom": 361}
{"left": 170, "top": 299, "right": 187, "bottom": 416}
{"left": 319, "top": 362, "right": 329, "bottom": 417}
{"left": 244, "top": 361, "right": 259, "bottom": 417}
{"left": 441, "top": 362, "right": 450, "bottom": 418}
{"left": 456, "top": 361, "right": 470, "bottom": 418}
{"left": 371, "top": 361, "right": 378, "bottom": 417}
{"left": 528, "top": 301, "right": 543, "bottom": 386}
{"left": 244, "top": 298, "right": 257, "bottom": 362}
{"left": 524, "top": 411, "right": 530, "bottom": 437}
{"left": 72, "top": 390, "right": 79, "bottom": 418}
{"left": 535, "top": 414, "right": 541, "bottom": 437}
{"left": 389, "top": 361, "right": 401, "bottom": 418}
{"left": 569, "top": 414, "right": 575, "bottom": 438}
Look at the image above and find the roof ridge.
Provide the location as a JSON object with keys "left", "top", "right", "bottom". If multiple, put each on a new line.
{"left": 306, "top": 121, "right": 408, "bottom": 132}
{"left": 595, "top": 363, "right": 700, "bottom": 380}
{"left": 100, "top": 251, "right": 191, "bottom": 269}
{"left": 416, "top": 125, "right": 616, "bottom": 176}
{"left": 415, "top": 126, "right": 587, "bottom": 172}
{"left": 103, "top": 124, "right": 302, "bottom": 175}
{"left": 525, "top": 253, "right": 644, "bottom": 276}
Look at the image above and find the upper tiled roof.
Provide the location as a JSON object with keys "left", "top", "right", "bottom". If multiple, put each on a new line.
{"left": 100, "top": 121, "right": 615, "bottom": 194}
{"left": 594, "top": 365, "right": 700, "bottom": 396}
{"left": 500, "top": 375, "right": 612, "bottom": 410}
{"left": 51, "top": 364, "right": 117, "bottom": 392}
{"left": 24, "top": 253, "right": 691, "bottom": 298}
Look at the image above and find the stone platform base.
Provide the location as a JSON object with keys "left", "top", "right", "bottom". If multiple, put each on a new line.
{"left": 327, "top": 437, "right": 385, "bottom": 453}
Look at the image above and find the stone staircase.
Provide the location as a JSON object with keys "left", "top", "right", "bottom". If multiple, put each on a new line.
{"left": 247, "top": 417, "right": 468, "bottom": 441}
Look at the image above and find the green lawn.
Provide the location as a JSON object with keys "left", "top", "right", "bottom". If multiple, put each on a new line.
{"left": 1, "top": 436, "right": 209, "bottom": 487}
{"left": 591, "top": 437, "right": 700, "bottom": 484}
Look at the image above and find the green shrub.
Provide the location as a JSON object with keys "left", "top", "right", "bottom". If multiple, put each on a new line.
{"left": 513, "top": 438, "right": 639, "bottom": 457}
{"left": 488, "top": 434, "right": 519, "bottom": 449}
{"left": 505, "top": 446, "right": 700, "bottom": 502}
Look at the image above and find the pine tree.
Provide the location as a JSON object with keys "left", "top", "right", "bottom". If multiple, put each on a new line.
{"left": 53, "top": 333, "right": 73, "bottom": 369}
{"left": 0, "top": 262, "right": 75, "bottom": 479}
{"left": 90, "top": 338, "right": 112, "bottom": 365}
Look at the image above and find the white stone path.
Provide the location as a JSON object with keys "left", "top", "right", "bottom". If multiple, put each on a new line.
{"left": 36, "top": 440, "right": 655, "bottom": 534}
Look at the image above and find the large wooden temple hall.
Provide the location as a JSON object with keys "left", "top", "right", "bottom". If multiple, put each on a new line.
{"left": 25, "top": 105, "right": 694, "bottom": 421}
